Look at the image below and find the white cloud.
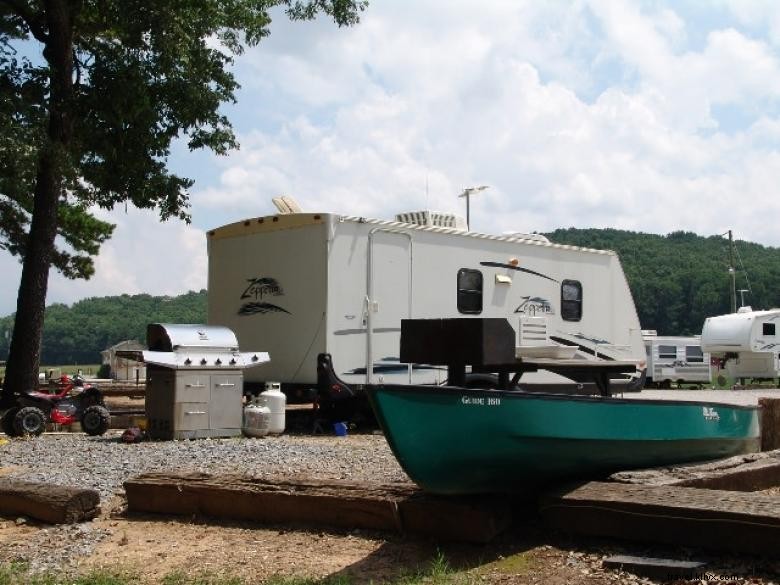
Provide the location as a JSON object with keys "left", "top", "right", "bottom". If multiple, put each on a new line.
{"left": 8, "top": 0, "right": 780, "bottom": 316}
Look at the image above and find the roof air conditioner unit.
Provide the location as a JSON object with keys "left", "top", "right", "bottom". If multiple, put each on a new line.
{"left": 394, "top": 210, "right": 467, "bottom": 231}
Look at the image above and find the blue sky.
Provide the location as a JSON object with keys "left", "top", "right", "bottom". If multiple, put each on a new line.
{"left": 4, "top": 0, "right": 780, "bottom": 315}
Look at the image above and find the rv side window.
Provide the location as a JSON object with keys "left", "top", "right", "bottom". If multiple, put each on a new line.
{"left": 685, "top": 346, "right": 703, "bottom": 363}
{"left": 763, "top": 323, "right": 776, "bottom": 336}
{"left": 457, "top": 269, "right": 483, "bottom": 314}
{"left": 560, "top": 280, "right": 582, "bottom": 321}
{"left": 658, "top": 345, "right": 677, "bottom": 359}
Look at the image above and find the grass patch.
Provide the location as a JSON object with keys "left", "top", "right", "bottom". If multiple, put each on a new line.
{"left": 0, "top": 552, "right": 478, "bottom": 585}
{"left": 484, "top": 551, "right": 533, "bottom": 575}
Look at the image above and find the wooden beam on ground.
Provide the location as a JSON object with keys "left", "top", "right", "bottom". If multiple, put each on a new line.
{"left": 0, "top": 478, "right": 100, "bottom": 523}
{"left": 540, "top": 482, "right": 780, "bottom": 556}
{"left": 760, "top": 398, "right": 780, "bottom": 451}
{"left": 609, "top": 449, "right": 780, "bottom": 491}
{"left": 124, "top": 473, "right": 511, "bottom": 543}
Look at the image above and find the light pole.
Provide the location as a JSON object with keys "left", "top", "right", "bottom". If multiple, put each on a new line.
{"left": 458, "top": 185, "right": 489, "bottom": 230}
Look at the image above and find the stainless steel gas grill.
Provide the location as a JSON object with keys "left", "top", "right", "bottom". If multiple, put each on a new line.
{"left": 125, "top": 324, "right": 269, "bottom": 440}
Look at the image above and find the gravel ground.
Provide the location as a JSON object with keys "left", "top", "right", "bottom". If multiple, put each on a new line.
{"left": 0, "top": 431, "right": 408, "bottom": 500}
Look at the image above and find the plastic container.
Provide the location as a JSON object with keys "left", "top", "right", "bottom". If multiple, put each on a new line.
{"left": 259, "top": 382, "right": 286, "bottom": 435}
{"left": 243, "top": 399, "right": 271, "bottom": 438}
{"left": 333, "top": 421, "right": 348, "bottom": 437}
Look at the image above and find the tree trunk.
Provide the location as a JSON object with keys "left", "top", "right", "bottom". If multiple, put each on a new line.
{"left": 1, "top": 0, "right": 74, "bottom": 405}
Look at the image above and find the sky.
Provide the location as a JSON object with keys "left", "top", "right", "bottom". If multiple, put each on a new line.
{"left": 4, "top": 0, "right": 780, "bottom": 316}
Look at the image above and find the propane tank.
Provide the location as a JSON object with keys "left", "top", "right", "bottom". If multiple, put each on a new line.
{"left": 260, "top": 381, "right": 286, "bottom": 435}
{"left": 242, "top": 398, "right": 271, "bottom": 438}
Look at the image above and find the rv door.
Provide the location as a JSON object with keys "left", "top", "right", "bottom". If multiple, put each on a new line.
{"left": 367, "top": 229, "right": 413, "bottom": 384}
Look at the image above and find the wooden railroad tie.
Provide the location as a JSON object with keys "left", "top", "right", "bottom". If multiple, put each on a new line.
{"left": 124, "top": 472, "right": 512, "bottom": 543}
{"left": 540, "top": 481, "right": 780, "bottom": 556}
{"left": 0, "top": 478, "right": 100, "bottom": 524}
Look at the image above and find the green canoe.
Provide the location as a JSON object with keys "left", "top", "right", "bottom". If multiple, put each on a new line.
{"left": 366, "top": 385, "right": 761, "bottom": 495}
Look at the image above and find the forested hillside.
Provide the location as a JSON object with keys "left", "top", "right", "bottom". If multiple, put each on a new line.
{"left": 0, "top": 291, "right": 206, "bottom": 365}
{"left": 546, "top": 229, "right": 780, "bottom": 335}
{"left": 1, "top": 229, "right": 779, "bottom": 365}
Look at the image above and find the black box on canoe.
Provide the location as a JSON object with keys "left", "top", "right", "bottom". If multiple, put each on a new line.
{"left": 400, "top": 318, "right": 515, "bottom": 366}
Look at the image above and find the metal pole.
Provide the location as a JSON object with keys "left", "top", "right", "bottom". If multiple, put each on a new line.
{"left": 465, "top": 194, "right": 470, "bottom": 230}
{"left": 729, "top": 230, "right": 736, "bottom": 313}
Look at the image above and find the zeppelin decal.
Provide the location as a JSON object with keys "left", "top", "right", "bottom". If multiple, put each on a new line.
{"left": 238, "top": 302, "right": 291, "bottom": 316}
{"left": 238, "top": 276, "right": 291, "bottom": 316}
{"left": 479, "top": 261, "right": 559, "bottom": 283}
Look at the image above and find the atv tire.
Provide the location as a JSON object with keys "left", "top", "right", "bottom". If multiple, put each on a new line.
{"left": 13, "top": 406, "right": 47, "bottom": 437}
{"left": 1, "top": 407, "right": 20, "bottom": 437}
{"left": 81, "top": 405, "right": 111, "bottom": 436}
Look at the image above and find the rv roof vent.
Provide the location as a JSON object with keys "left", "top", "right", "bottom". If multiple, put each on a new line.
{"left": 394, "top": 210, "right": 467, "bottom": 231}
{"left": 271, "top": 195, "right": 302, "bottom": 214}
{"left": 642, "top": 330, "right": 658, "bottom": 336}
{"left": 737, "top": 306, "right": 753, "bottom": 313}
{"left": 502, "top": 231, "right": 550, "bottom": 243}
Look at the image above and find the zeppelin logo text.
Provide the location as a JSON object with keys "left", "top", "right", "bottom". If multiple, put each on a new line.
{"left": 238, "top": 276, "right": 291, "bottom": 316}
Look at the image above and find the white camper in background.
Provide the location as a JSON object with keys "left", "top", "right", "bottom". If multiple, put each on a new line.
{"left": 701, "top": 307, "right": 780, "bottom": 383}
{"left": 207, "top": 211, "right": 646, "bottom": 399}
{"left": 642, "top": 331, "right": 711, "bottom": 388}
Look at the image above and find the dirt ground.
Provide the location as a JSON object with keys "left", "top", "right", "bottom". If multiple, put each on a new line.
{"left": 2, "top": 492, "right": 779, "bottom": 585}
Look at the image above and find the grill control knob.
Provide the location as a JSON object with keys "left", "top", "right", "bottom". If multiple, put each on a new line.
{"left": 229, "top": 358, "right": 236, "bottom": 365}
{"left": 215, "top": 358, "right": 222, "bottom": 365}
{"left": 251, "top": 354, "right": 258, "bottom": 362}
{"left": 200, "top": 358, "right": 207, "bottom": 365}
{"left": 184, "top": 358, "right": 192, "bottom": 365}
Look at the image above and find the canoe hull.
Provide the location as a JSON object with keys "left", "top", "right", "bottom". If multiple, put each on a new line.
{"left": 367, "top": 385, "right": 761, "bottom": 495}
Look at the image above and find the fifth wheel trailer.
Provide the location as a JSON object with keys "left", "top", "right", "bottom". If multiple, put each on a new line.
{"left": 206, "top": 212, "right": 647, "bottom": 399}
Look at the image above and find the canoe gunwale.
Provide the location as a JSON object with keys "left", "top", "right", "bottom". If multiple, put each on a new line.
{"left": 367, "top": 384, "right": 761, "bottom": 412}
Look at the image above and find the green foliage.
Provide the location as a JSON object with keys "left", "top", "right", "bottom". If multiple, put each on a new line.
{"left": 0, "top": 0, "right": 366, "bottom": 278}
{"left": 0, "top": 290, "right": 207, "bottom": 364}
{"left": 546, "top": 228, "right": 780, "bottom": 335}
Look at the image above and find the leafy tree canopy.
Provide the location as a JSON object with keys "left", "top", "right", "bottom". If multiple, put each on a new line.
{"left": 0, "top": 0, "right": 365, "bottom": 400}
{"left": 546, "top": 228, "right": 780, "bottom": 335}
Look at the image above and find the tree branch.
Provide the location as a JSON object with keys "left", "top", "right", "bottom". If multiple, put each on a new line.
{"left": 0, "top": 0, "right": 49, "bottom": 44}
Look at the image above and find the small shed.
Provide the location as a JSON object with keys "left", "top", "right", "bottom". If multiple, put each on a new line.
{"left": 101, "top": 340, "right": 146, "bottom": 382}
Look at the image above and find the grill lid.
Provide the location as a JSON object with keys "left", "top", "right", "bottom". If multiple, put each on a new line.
{"left": 116, "top": 323, "right": 270, "bottom": 370}
{"left": 147, "top": 324, "right": 239, "bottom": 352}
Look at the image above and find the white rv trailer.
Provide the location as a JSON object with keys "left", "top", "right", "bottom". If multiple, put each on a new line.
{"left": 206, "top": 212, "right": 646, "bottom": 397}
{"left": 641, "top": 331, "right": 711, "bottom": 388}
{"left": 701, "top": 307, "right": 780, "bottom": 382}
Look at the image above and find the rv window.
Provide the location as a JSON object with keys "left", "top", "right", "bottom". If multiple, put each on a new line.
{"left": 658, "top": 345, "right": 677, "bottom": 359}
{"left": 763, "top": 323, "right": 776, "bottom": 336}
{"left": 457, "top": 269, "right": 483, "bottom": 314}
{"left": 560, "top": 280, "right": 582, "bottom": 321}
{"left": 685, "top": 346, "right": 704, "bottom": 363}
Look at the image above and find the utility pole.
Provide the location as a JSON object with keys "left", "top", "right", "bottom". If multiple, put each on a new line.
{"left": 458, "top": 185, "right": 489, "bottom": 230}
{"left": 728, "top": 229, "right": 737, "bottom": 313}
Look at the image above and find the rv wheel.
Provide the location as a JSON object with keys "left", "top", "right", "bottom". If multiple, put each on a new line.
{"left": 463, "top": 373, "right": 500, "bottom": 389}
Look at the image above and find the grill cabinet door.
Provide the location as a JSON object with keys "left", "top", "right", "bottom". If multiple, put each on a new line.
{"left": 209, "top": 373, "right": 243, "bottom": 430}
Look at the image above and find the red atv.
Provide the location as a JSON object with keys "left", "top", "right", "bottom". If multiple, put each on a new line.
{"left": 1, "top": 374, "right": 111, "bottom": 437}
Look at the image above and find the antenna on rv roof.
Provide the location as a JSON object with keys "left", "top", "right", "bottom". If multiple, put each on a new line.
{"left": 272, "top": 195, "right": 302, "bottom": 214}
{"left": 458, "top": 185, "right": 489, "bottom": 230}
{"left": 738, "top": 289, "right": 749, "bottom": 308}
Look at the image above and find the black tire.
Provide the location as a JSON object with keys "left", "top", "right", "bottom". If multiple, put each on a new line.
{"left": 1, "top": 407, "right": 20, "bottom": 437}
{"left": 13, "top": 406, "right": 47, "bottom": 437}
{"left": 81, "top": 405, "right": 111, "bottom": 436}
{"left": 463, "top": 373, "right": 500, "bottom": 389}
